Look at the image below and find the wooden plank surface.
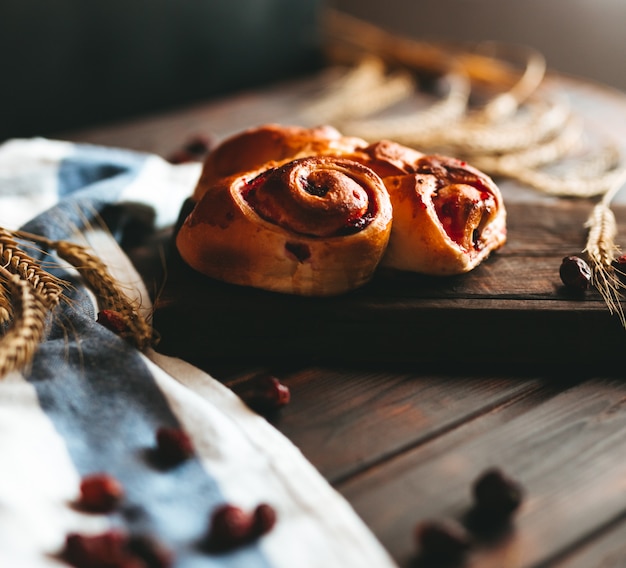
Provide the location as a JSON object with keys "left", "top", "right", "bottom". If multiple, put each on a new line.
{"left": 152, "top": 199, "right": 626, "bottom": 367}
{"left": 553, "top": 518, "right": 626, "bottom": 568}
{"left": 240, "top": 368, "right": 546, "bottom": 484}
{"left": 65, "top": 70, "right": 626, "bottom": 568}
{"left": 339, "top": 378, "right": 626, "bottom": 567}
{"left": 135, "top": 71, "right": 626, "bottom": 367}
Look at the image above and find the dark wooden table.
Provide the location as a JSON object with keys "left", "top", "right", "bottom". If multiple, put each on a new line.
{"left": 61, "top": 69, "right": 626, "bottom": 567}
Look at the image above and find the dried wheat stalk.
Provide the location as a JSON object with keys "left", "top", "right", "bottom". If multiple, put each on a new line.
{"left": 52, "top": 239, "right": 153, "bottom": 351}
{"left": 0, "top": 227, "right": 154, "bottom": 379}
{"left": 584, "top": 174, "right": 626, "bottom": 327}
{"left": 319, "top": 11, "right": 626, "bottom": 326}
{"left": 0, "top": 264, "right": 49, "bottom": 377}
{"left": 320, "top": 10, "right": 583, "bottom": 170}
{"left": 0, "top": 281, "right": 10, "bottom": 325}
{"left": 0, "top": 229, "right": 65, "bottom": 376}
{"left": 302, "top": 55, "right": 417, "bottom": 124}
{"left": 334, "top": 72, "right": 469, "bottom": 145}
{"left": 0, "top": 228, "right": 65, "bottom": 307}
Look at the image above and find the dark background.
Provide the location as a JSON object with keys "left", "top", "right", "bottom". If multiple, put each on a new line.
{"left": 0, "top": 0, "right": 323, "bottom": 141}
{"left": 2, "top": 0, "right": 624, "bottom": 142}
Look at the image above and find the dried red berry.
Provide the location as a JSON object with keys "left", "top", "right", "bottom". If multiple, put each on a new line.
{"left": 78, "top": 473, "right": 124, "bottom": 513}
{"left": 559, "top": 255, "right": 592, "bottom": 291}
{"left": 234, "top": 373, "right": 291, "bottom": 415}
{"left": 206, "top": 504, "right": 254, "bottom": 551}
{"left": 205, "top": 502, "right": 277, "bottom": 552}
{"left": 251, "top": 503, "right": 277, "bottom": 537}
{"left": 183, "top": 134, "right": 214, "bottom": 155}
{"left": 166, "top": 149, "right": 195, "bottom": 165}
{"left": 264, "top": 376, "right": 290, "bottom": 407}
{"left": 472, "top": 467, "right": 524, "bottom": 519}
{"left": 97, "top": 310, "right": 129, "bottom": 335}
{"left": 167, "top": 134, "right": 214, "bottom": 164}
{"left": 63, "top": 530, "right": 137, "bottom": 567}
{"left": 155, "top": 426, "right": 194, "bottom": 465}
{"left": 62, "top": 530, "right": 171, "bottom": 568}
{"left": 415, "top": 518, "right": 471, "bottom": 561}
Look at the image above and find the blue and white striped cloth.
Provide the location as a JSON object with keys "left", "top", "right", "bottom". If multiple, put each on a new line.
{"left": 0, "top": 138, "right": 397, "bottom": 568}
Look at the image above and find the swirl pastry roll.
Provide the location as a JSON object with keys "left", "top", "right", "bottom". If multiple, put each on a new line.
{"left": 348, "top": 140, "right": 506, "bottom": 275}
{"left": 192, "top": 124, "right": 367, "bottom": 201}
{"left": 177, "top": 156, "right": 393, "bottom": 296}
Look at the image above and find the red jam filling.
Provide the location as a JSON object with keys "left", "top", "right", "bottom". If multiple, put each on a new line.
{"left": 433, "top": 186, "right": 495, "bottom": 250}
{"left": 243, "top": 167, "right": 377, "bottom": 237}
{"left": 417, "top": 157, "right": 496, "bottom": 250}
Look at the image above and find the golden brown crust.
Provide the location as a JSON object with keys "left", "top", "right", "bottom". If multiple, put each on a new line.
{"left": 379, "top": 154, "right": 506, "bottom": 275}
{"left": 192, "top": 124, "right": 368, "bottom": 201}
{"left": 340, "top": 139, "right": 506, "bottom": 275}
{"left": 344, "top": 139, "right": 426, "bottom": 178}
{"left": 177, "top": 156, "right": 393, "bottom": 296}
{"left": 179, "top": 125, "right": 506, "bottom": 292}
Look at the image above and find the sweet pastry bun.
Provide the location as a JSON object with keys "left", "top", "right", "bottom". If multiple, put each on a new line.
{"left": 177, "top": 156, "right": 393, "bottom": 296}
{"left": 192, "top": 123, "right": 367, "bottom": 201}
{"left": 346, "top": 139, "right": 426, "bottom": 178}
{"left": 348, "top": 141, "right": 506, "bottom": 275}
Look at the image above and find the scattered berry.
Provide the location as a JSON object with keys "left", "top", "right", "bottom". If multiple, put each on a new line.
{"left": 62, "top": 530, "right": 138, "bottom": 567}
{"left": 262, "top": 376, "right": 291, "bottom": 407}
{"left": 78, "top": 473, "right": 124, "bottom": 513}
{"left": 183, "top": 135, "right": 214, "bottom": 155}
{"left": 251, "top": 503, "right": 277, "bottom": 537}
{"left": 97, "top": 310, "right": 129, "bottom": 335}
{"left": 155, "top": 426, "right": 194, "bottom": 465}
{"left": 559, "top": 255, "right": 592, "bottom": 292}
{"left": 62, "top": 530, "right": 172, "bottom": 567}
{"left": 207, "top": 504, "right": 254, "bottom": 551}
{"left": 472, "top": 467, "right": 525, "bottom": 519}
{"left": 167, "top": 134, "right": 214, "bottom": 164}
{"left": 415, "top": 518, "right": 471, "bottom": 561}
{"left": 233, "top": 373, "right": 291, "bottom": 415}
{"left": 166, "top": 149, "right": 195, "bottom": 165}
{"left": 206, "top": 502, "right": 277, "bottom": 552}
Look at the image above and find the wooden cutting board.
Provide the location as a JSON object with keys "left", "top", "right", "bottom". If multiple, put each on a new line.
{"left": 152, "top": 197, "right": 626, "bottom": 367}
{"left": 147, "top": 72, "right": 626, "bottom": 368}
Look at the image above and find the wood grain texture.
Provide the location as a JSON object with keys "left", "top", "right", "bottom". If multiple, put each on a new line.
{"left": 152, "top": 201, "right": 626, "bottom": 366}
{"left": 69, "top": 71, "right": 626, "bottom": 568}
{"left": 552, "top": 513, "right": 626, "bottom": 568}
{"left": 340, "top": 378, "right": 626, "bottom": 567}
{"left": 262, "top": 368, "right": 545, "bottom": 483}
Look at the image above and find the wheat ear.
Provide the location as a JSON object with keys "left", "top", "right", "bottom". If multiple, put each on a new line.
{"left": 0, "top": 265, "right": 49, "bottom": 377}
{"left": 0, "top": 228, "right": 65, "bottom": 308}
{"left": 52, "top": 239, "right": 153, "bottom": 350}
{"left": 0, "top": 281, "right": 10, "bottom": 325}
{"left": 583, "top": 172, "right": 626, "bottom": 327}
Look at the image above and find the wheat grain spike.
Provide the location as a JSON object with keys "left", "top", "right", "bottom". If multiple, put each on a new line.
{"left": 0, "top": 265, "right": 49, "bottom": 378}
{"left": 53, "top": 240, "right": 153, "bottom": 350}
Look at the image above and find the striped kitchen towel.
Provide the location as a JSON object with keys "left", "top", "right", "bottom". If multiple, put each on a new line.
{"left": 0, "top": 138, "right": 397, "bottom": 568}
